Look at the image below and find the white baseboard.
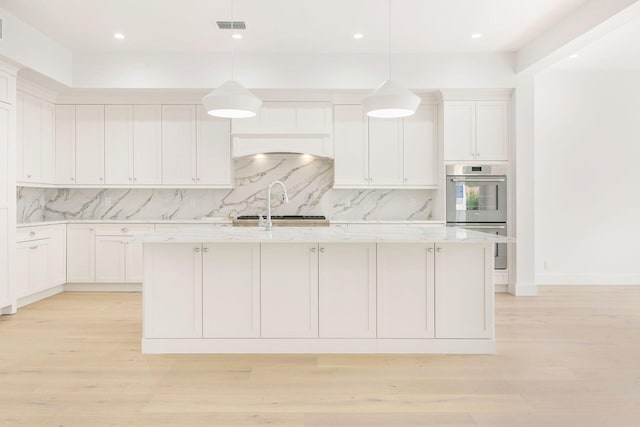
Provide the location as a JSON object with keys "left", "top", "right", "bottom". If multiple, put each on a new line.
{"left": 64, "top": 283, "right": 142, "bottom": 292}
{"left": 536, "top": 274, "right": 640, "bottom": 285}
{"left": 494, "top": 284, "right": 509, "bottom": 293}
{"left": 510, "top": 282, "right": 538, "bottom": 296}
{"left": 17, "top": 285, "right": 65, "bottom": 308}
{"left": 142, "top": 338, "right": 496, "bottom": 355}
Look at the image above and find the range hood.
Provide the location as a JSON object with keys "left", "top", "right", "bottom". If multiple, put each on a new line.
{"left": 231, "top": 101, "right": 334, "bottom": 159}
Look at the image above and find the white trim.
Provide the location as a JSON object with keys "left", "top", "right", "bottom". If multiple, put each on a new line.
{"left": 511, "top": 283, "right": 538, "bottom": 296}
{"left": 17, "top": 182, "right": 234, "bottom": 189}
{"left": 17, "top": 79, "right": 57, "bottom": 103}
{"left": 142, "top": 338, "right": 496, "bottom": 354}
{"left": 536, "top": 274, "right": 640, "bottom": 286}
{"left": 64, "top": 283, "right": 141, "bottom": 292}
{"left": 17, "top": 285, "right": 65, "bottom": 308}
{"left": 494, "top": 284, "right": 508, "bottom": 293}
{"left": 439, "top": 88, "right": 514, "bottom": 101}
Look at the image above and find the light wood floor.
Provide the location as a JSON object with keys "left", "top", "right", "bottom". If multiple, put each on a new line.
{"left": 2, "top": 287, "right": 640, "bottom": 426}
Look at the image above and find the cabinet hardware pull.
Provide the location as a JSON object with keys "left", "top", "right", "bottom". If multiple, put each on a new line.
{"left": 428, "top": 247, "right": 433, "bottom": 253}
{"left": 310, "top": 247, "right": 317, "bottom": 253}
{"left": 319, "top": 248, "right": 325, "bottom": 253}
{"left": 70, "top": 177, "right": 74, "bottom": 181}
{"left": 194, "top": 247, "right": 201, "bottom": 253}
{"left": 129, "top": 177, "right": 133, "bottom": 181}
{"left": 99, "top": 177, "right": 103, "bottom": 181}
{"left": 203, "top": 248, "right": 209, "bottom": 253}
{"left": 30, "top": 246, "right": 37, "bottom": 250}
{"left": 121, "top": 228, "right": 128, "bottom": 233}
{"left": 437, "top": 247, "right": 442, "bottom": 253}
{"left": 29, "top": 231, "right": 35, "bottom": 236}
{"left": 26, "top": 174, "right": 31, "bottom": 178}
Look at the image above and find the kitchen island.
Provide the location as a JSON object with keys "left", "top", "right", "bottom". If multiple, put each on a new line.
{"left": 136, "top": 226, "right": 508, "bottom": 354}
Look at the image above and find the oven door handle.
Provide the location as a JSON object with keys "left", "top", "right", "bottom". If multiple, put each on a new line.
{"left": 450, "top": 178, "right": 506, "bottom": 183}
{"left": 454, "top": 225, "right": 507, "bottom": 230}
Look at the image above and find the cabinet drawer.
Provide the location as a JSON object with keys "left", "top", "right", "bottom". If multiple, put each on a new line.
{"left": 94, "top": 224, "right": 154, "bottom": 236}
{"left": 16, "top": 224, "right": 66, "bottom": 242}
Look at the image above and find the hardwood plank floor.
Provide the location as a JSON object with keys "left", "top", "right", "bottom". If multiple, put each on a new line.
{"left": 1, "top": 286, "right": 640, "bottom": 426}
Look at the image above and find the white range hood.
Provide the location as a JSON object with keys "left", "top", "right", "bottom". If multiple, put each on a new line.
{"left": 231, "top": 101, "right": 334, "bottom": 158}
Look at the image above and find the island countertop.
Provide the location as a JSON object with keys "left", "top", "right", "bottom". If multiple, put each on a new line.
{"left": 132, "top": 225, "right": 511, "bottom": 244}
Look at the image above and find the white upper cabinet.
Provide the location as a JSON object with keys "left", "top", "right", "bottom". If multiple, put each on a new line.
{"left": 334, "top": 104, "right": 438, "bottom": 188}
{"left": 404, "top": 104, "right": 438, "bottom": 186}
{"left": 368, "top": 117, "right": 402, "bottom": 186}
{"left": 161, "top": 105, "right": 197, "bottom": 185}
{"left": 105, "top": 105, "right": 134, "bottom": 185}
{"left": 443, "top": 100, "right": 509, "bottom": 162}
{"left": 196, "top": 106, "right": 231, "bottom": 185}
{"left": 333, "top": 105, "right": 368, "bottom": 186}
{"left": 105, "top": 105, "right": 162, "bottom": 185}
{"left": 133, "top": 105, "right": 162, "bottom": 185}
{"left": 16, "top": 92, "right": 55, "bottom": 184}
{"left": 55, "top": 105, "right": 76, "bottom": 185}
{"left": 75, "top": 105, "right": 105, "bottom": 184}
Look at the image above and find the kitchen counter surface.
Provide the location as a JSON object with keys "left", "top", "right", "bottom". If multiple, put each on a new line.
{"left": 16, "top": 218, "right": 233, "bottom": 227}
{"left": 133, "top": 225, "right": 510, "bottom": 244}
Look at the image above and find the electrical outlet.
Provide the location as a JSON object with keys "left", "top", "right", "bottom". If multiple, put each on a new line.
{"left": 410, "top": 198, "right": 417, "bottom": 208}
{"left": 544, "top": 260, "right": 550, "bottom": 271}
{"left": 344, "top": 198, "right": 351, "bottom": 208}
{"left": 104, "top": 197, "right": 112, "bottom": 207}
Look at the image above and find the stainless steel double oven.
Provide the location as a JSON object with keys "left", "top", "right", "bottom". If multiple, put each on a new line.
{"left": 446, "top": 165, "right": 508, "bottom": 270}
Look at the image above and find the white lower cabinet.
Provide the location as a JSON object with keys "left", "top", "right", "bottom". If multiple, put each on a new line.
{"left": 260, "top": 243, "right": 319, "bottom": 338}
{"left": 434, "top": 243, "right": 493, "bottom": 339}
{"left": 318, "top": 243, "right": 376, "bottom": 338}
{"left": 66, "top": 225, "right": 96, "bottom": 283}
{"left": 125, "top": 240, "right": 146, "bottom": 282}
{"left": 377, "top": 243, "right": 435, "bottom": 338}
{"left": 202, "top": 243, "right": 260, "bottom": 338}
{"left": 144, "top": 243, "right": 203, "bottom": 339}
{"left": 16, "top": 239, "right": 50, "bottom": 298}
{"left": 95, "top": 236, "right": 127, "bottom": 283}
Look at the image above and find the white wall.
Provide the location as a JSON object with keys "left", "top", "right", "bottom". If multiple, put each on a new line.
{"left": 0, "top": 7, "right": 72, "bottom": 86}
{"left": 535, "top": 69, "right": 640, "bottom": 284}
{"left": 72, "top": 52, "right": 516, "bottom": 89}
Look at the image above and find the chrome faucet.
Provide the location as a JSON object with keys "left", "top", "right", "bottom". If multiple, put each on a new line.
{"left": 262, "top": 180, "right": 290, "bottom": 231}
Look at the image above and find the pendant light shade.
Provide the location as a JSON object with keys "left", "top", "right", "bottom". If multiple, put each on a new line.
{"left": 202, "top": 80, "right": 262, "bottom": 119}
{"left": 362, "top": 80, "right": 421, "bottom": 118}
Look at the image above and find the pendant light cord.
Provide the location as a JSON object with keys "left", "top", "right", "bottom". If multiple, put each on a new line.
{"left": 231, "top": 0, "right": 235, "bottom": 80}
{"left": 388, "top": 0, "right": 391, "bottom": 80}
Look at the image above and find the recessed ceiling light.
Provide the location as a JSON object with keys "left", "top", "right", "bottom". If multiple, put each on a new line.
{"left": 471, "top": 33, "right": 483, "bottom": 39}
{"left": 232, "top": 33, "right": 243, "bottom": 40}
{"left": 569, "top": 54, "right": 579, "bottom": 59}
{"left": 113, "top": 33, "right": 125, "bottom": 40}
{"left": 353, "top": 33, "right": 364, "bottom": 39}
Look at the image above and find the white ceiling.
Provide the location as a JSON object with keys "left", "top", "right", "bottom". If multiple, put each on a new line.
{"left": 553, "top": 16, "right": 640, "bottom": 70}
{"left": 0, "top": 0, "right": 588, "bottom": 54}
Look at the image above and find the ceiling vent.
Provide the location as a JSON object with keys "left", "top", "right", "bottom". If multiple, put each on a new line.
{"left": 216, "top": 21, "right": 246, "bottom": 30}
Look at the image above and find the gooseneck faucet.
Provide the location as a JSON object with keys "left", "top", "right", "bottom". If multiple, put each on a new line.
{"left": 262, "top": 180, "right": 289, "bottom": 231}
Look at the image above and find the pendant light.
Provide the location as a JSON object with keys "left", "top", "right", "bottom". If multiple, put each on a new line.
{"left": 362, "top": 0, "right": 420, "bottom": 118}
{"left": 202, "top": 0, "right": 262, "bottom": 118}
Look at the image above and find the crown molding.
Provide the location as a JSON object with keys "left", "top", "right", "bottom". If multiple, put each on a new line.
{"left": 17, "top": 78, "right": 58, "bottom": 103}
{"left": 438, "top": 88, "right": 514, "bottom": 101}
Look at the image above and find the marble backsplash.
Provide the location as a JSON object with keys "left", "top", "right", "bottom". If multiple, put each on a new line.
{"left": 17, "top": 155, "right": 437, "bottom": 223}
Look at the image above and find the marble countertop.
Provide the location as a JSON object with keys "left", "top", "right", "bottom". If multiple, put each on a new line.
{"left": 133, "top": 225, "right": 511, "bottom": 244}
{"left": 17, "top": 218, "right": 233, "bottom": 228}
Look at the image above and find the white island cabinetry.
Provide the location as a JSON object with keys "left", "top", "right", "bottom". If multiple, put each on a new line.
{"left": 141, "top": 226, "right": 502, "bottom": 354}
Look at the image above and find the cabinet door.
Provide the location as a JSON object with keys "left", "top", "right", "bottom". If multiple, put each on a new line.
{"left": 434, "top": 243, "right": 492, "bottom": 339}
{"left": 476, "top": 101, "right": 509, "bottom": 161}
{"left": 66, "top": 225, "right": 96, "bottom": 283}
{"left": 403, "top": 105, "right": 438, "bottom": 186}
{"left": 0, "top": 105, "right": 11, "bottom": 204}
{"left": 15, "top": 243, "right": 30, "bottom": 298}
{"left": 319, "top": 243, "right": 376, "bottom": 338}
{"left": 55, "top": 105, "right": 76, "bottom": 185}
{"left": 95, "top": 236, "right": 126, "bottom": 283}
{"left": 75, "top": 105, "right": 105, "bottom": 184}
{"left": 133, "top": 105, "right": 162, "bottom": 185}
{"left": 124, "top": 241, "right": 145, "bottom": 282}
{"left": 261, "top": 243, "right": 319, "bottom": 338}
{"left": 40, "top": 101, "right": 55, "bottom": 183}
{"left": 21, "top": 92, "right": 41, "bottom": 182}
{"left": 16, "top": 92, "right": 24, "bottom": 181}
{"left": 443, "top": 101, "right": 475, "bottom": 161}
{"left": 143, "top": 243, "right": 203, "bottom": 339}
{"left": 202, "top": 243, "right": 260, "bottom": 338}
{"left": 0, "top": 210, "right": 8, "bottom": 306}
{"left": 29, "top": 241, "right": 50, "bottom": 293}
{"left": 161, "top": 105, "right": 196, "bottom": 185}
{"left": 377, "top": 243, "right": 435, "bottom": 338}
{"left": 196, "top": 106, "right": 231, "bottom": 185}
{"left": 368, "top": 117, "right": 402, "bottom": 185}
{"left": 333, "top": 105, "right": 368, "bottom": 186}
{"left": 48, "top": 226, "right": 67, "bottom": 285}
{"left": 105, "top": 105, "right": 133, "bottom": 185}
